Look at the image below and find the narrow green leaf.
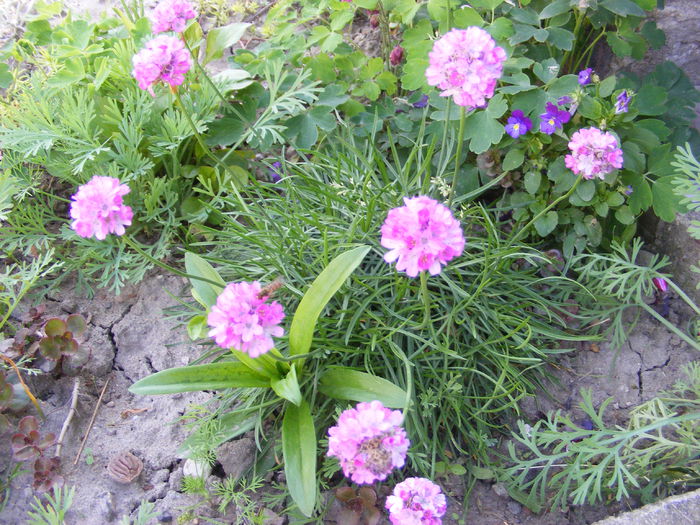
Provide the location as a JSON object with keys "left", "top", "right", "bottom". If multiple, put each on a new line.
{"left": 319, "top": 368, "right": 407, "bottom": 408}
{"left": 271, "top": 366, "right": 302, "bottom": 406}
{"left": 204, "top": 23, "right": 251, "bottom": 64}
{"left": 128, "top": 362, "right": 269, "bottom": 395}
{"left": 282, "top": 401, "right": 317, "bottom": 517}
{"left": 178, "top": 411, "right": 256, "bottom": 456}
{"left": 184, "top": 252, "right": 226, "bottom": 309}
{"left": 288, "top": 245, "right": 370, "bottom": 358}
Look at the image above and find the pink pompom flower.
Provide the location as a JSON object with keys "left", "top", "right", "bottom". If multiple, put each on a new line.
{"left": 564, "top": 127, "right": 624, "bottom": 180}
{"left": 132, "top": 35, "right": 192, "bottom": 96}
{"left": 151, "top": 0, "right": 197, "bottom": 33}
{"left": 381, "top": 196, "right": 465, "bottom": 278}
{"left": 386, "top": 477, "right": 447, "bottom": 525}
{"left": 207, "top": 281, "right": 285, "bottom": 358}
{"left": 327, "top": 401, "right": 410, "bottom": 485}
{"left": 69, "top": 176, "right": 133, "bottom": 240}
{"left": 425, "top": 27, "right": 506, "bottom": 108}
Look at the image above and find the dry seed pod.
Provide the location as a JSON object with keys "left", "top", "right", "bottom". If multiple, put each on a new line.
{"left": 106, "top": 451, "right": 143, "bottom": 483}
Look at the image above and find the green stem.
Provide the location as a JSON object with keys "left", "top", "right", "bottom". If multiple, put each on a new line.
{"left": 572, "top": 30, "right": 606, "bottom": 73}
{"left": 665, "top": 279, "right": 700, "bottom": 317}
{"left": 420, "top": 271, "right": 432, "bottom": 329}
{"left": 508, "top": 176, "right": 583, "bottom": 247}
{"left": 640, "top": 303, "right": 700, "bottom": 351}
{"left": 122, "top": 235, "right": 224, "bottom": 288}
{"left": 173, "top": 89, "right": 252, "bottom": 216}
{"left": 447, "top": 106, "right": 467, "bottom": 208}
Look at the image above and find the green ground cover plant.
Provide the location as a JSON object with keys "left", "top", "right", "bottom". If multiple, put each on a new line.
{"left": 1, "top": 0, "right": 700, "bottom": 522}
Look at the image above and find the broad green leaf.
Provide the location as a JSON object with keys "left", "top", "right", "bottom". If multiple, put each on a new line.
{"left": 319, "top": 368, "right": 407, "bottom": 408}
{"left": 129, "top": 362, "right": 270, "bottom": 395}
{"left": 205, "top": 116, "right": 245, "bottom": 147}
{"left": 615, "top": 205, "right": 635, "bottom": 224}
{"left": 44, "top": 319, "right": 66, "bottom": 337}
{"left": 0, "top": 63, "right": 11, "bottom": 89}
{"left": 622, "top": 142, "right": 645, "bottom": 173}
{"left": 622, "top": 174, "right": 652, "bottom": 214}
{"left": 533, "top": 211, "right": 558, "bottom": 236}
{"left": 232, "top": 349, "right": 282, "bottom": 379}
{"left": 524, "top": 171, "right": 541, "bottom": 194}
{"left": 453, "top": 6, "right": 484, "bottom": 28}
{"left": 539, "top": 0, "right": 570, "bottom": 19}
{"left": 636, "top": 84, "right": 667, "bottom": 116}
{"left": 288, "top": 245, "right": 371, "bottom": 358}
{"left": 607, "top": 34, "right": 631, "bottom": 57}
{"left": 212, "top": 69, "right": 253, "bottom": 93}
{"left": 533, "top": 28, "right": 549, "bottom": 42}
{"left": 641, "top": 21, "right": 665, "bottom": 49}
{"left": 533, "top": 58, "right": 559, "bottom": 83}
{"left": 204, "top": 23, "right": 251, "bottom": 64}
{"left": 271, "top": 367, "right": 302, "bottom": 406}
{"left": 66, "top": 314, "right": 86, "bottom": 336}
{"left": 652, "top": 176, "right": 682, "bottom": 222}
{"left": 576, "top": 179, "right": 596, "bottom": 203}
{"left": 503, "top": 149, "right": 525, "bottom": 172}
{"left": 464, "top": 110, "right": 505, "bottom": 154}
{"left": 178, "top": 411, "right": 256, "bottom": 456}
{"left": 282, "top": 401, "right": 317, "bottom": 517}
{"left": 187, "top": 315, "right": 208, "bottom": 340}
{"left": 546, "top": 27, "right": 574, "bottom": 51}
{"left": 599, "top": 75, "right": 616, "bottom": 98}
{"left": 578, "top": 97, "right": 603, "bottom": 120}
{"left": 46, "top": 58, "right": 85, "bottom": 87}
{"left": 488, "top": 17, "right": 515, "bottom": 40}
{"left": 470, "top": 0, "right": 504, "bottom": 9}
{"left": 601, "top": 0, "right": 646, "bottom": 17}
{"left": 184, "top": 252, "right": 226, "bottom": 309}
{"left": 607, "top": 191, "right": 625, "bottom": 207}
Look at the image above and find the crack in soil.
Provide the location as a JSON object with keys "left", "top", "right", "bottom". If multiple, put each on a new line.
{"left": 107, "top": 301, "right": 136, "bottom": 382}
{"left": 628, "top": 339, "right": 644, "bottom": 398}
{"left": 645, "top": 356, "right": 672, "bottom": 372}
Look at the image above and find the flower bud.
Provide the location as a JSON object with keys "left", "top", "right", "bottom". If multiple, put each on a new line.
{"left": 389, "top": 45, "right": 404, "bottom": 66}
{"left": 652, "top": 277, "right": 668, "bottom": 293}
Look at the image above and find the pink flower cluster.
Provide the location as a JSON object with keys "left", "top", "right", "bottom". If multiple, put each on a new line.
{"left": 151, "top": 0, "right": 197, "bottom": 33}
{"left": 425, "top": 27, "right": 506, "bottom": 108}
{"left": 386, "top": 477, "right": 447, "bottom": 525}
{"left": 132, "top": 35, "right": 192, "bottom": 95}
{"left": 327, "top": 401, "right": 409, "bottom": 484}
{"left": 69, "top": 176, "right": 133, "bottom": 240}
{"left": 207, "top": 281, "right": 285, "bottom": 358}
{"left": 564, "top": 127, "right": 624, "bottom": 180}
{"left": 381, "top": 196, "right": 465, "bottom": 278}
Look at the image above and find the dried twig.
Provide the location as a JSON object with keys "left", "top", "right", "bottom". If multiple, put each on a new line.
{"left": 74, "top": 375, "right": 110, "bottom": 465}
{"left": 55, "top": 377, "right": 80, "bottom": 458}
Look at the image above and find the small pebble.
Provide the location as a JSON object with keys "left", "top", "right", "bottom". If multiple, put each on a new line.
{"left": 106, "top": 400, "right": 116, "bottom": 408}
{"left": 492, "top": 482, "right": 508, "bottom": 497}
{"left": 159, "top": 513, "right": 173, "bottom": 523}
{"left": 507, "top": 501, "right": 522, "bottom": 514}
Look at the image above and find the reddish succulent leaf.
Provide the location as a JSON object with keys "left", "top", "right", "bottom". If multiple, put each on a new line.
{"left": 37, "top": 432, "right": 56, "bottom": 450}
{"left": 44, "top": 318, "right": 66, "bottom": 337}
{"left": 39, "top": 338, "right": 62, "bottom": 360}
{"left": 66, "top": 314, "right": 87, "bottom": 336}
{"left": 358, "top": 486, "right": 377, "bottom": 506}
{"left": 18, "top": 415, "right": 38, "bottom": 434}
{"left": 366, "top": 507, "right": 381, "bottom": 525}
{"left": 0, "top": 413, "right": 9, "bottom": 432}
{"left": 336, "top": 487, "right": 356, "bottom": 503}
{"left": 0, "top": 380, "right": 12, "bottom": 410}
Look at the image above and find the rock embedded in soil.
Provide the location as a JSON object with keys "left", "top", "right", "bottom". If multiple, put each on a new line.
{"left": 216, "top": 437, "right": 256, "bottom": 481}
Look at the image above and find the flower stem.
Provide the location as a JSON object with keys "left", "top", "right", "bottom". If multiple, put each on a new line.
{"left": 419, "top": 271, "right": 432, "bottom": 329}
{"left": 173, "top": 89, "right": 252, "bottom": 216}
{"left": 447, "top": 106, "right": 467, "bottom": 208}
{"left": 507, "top": 176, "right": 582, "bottom": 247}
{"left": 122, "top": 235, "right": 223, "bottom": 288}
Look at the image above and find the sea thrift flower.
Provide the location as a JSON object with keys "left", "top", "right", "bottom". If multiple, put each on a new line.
{"left": 69, "top": 176, "right": 133, "bottom": 240}
{"left": 151, "top": 0, "right": 197, "bottom": 33}
{"left": 505, "top": 109, "right": 532, "bottom": 139}
{"left": 390, "top": 45, "right": 405, "bottom": 66}
{"left": 386, "top": 478, "right": 447, "bottom": 525}
{"left": 564, "top": 127, "right": 624, "bottom": 180}
{"left": 207, "top": 281, "right": 285, "bottom": 358}
{"left": 652, "top": 277, "right": 668, "bottom": 293}
{"left": 539, "top": 102, "right": 571, "bottom": 135}
{"left": 615, "top": 90, "right": 631, "bottom": 114}
{"left": 578, "top": 68, "right": 593, "bottom": 86}
{"left": 132, "top": 35, "right": 192, "bottom": 96}
{"left": 327, "top": 401, "right": 409, "bottom": 484}
{"left": 425, "top": 27, "right": 507, "bottom": 108}
{"left": 381, "top": 196, "right": 465, "bottom": 278}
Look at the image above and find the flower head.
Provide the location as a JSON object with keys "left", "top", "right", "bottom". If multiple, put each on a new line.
{"left": 70, "top": 176, "right": 133, "bottom": 240}
{"left": 386, "top": 477, "right": 447, "bottom": 525}
{"left": 615, "top": 90, "right": 631, "bottom": 114}
{"left": 425, "top": 27, "right": 506, "bottom": 108}
{"left": 413, "top": 94, "right": 429, "bottom": 108}
{"left": 652, "top": 277, "right": 668, "bottom": 293}
{"left": 151, "top": 0, "right": 197, "bottom": 33}
{"left": 327, "top": 401, "right": 409, "bottom": 484}
{"left": 381, "top": 196, "right": 465, "bottom": 278}
{"left": 207, "top": 281, "right": 285, "bottom": 357}
{"left": 564, "top": 127, "right": 623, "bottom": 180}
{"left": 578, "top": 68, "right": 593, "bottom": 86}
{"left": 268, "top": 161, "right": 282, "bottom": 182}
{"left": 132, "top": 35, "right": 192, "bottom": 95}
{"left": 390, "top": 45, "right": 405, "bottom": 66}
{"left": 505, "top": 109, "right": 532, "bottom": 139}
{"left": 539, "top": 102, "right": 571, "bottom": 135}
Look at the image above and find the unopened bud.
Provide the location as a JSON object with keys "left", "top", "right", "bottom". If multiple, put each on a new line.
{"left": 389, "top": 45, "right": 404, "bottom": 66}
{"left": 652, "top": 277, "right": 668, "bottom": 293}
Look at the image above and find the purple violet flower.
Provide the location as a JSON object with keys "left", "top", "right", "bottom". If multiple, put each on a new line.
{"left": 615, "top": 90, "right": 630, "bottom": 114}
{"left": 268, "top": 161, "right": 282, "bottom": 182}
{"left": 413, "top": 94, "right": 429, "bottom": 108}
{"left": 505, "top": 109, "right": 532, "bottom": 139}
{"left": 539, "top": 102, "right": 571, "bottom": 135}
{"left": 624, "top": 185, "right": 633, "bottom": 196}
{"left": 557, "top": 96, "right": 573, "bottom": 106}
{"left": 578, "top": 68, "right": 593, "bottom": 86}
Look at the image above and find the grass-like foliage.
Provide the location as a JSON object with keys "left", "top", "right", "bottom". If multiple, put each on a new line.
{"left": 180, "top": 124, "right": 601, "bottom": 484}
{"left": 501, "top": 363, "right": 700, "bottom": 510}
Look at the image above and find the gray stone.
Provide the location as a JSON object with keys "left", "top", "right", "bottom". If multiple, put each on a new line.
{"left": 593, "top": 488, "right": 700, "bottom": 525}
{"left": 506, "top": 501, "right": 522, "bottom": 515}
{"left": 216, "top": 438, "right": 256, "bottom": 481}
{"left": 492, "top": 482, "right": 508, "bottom": 497}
